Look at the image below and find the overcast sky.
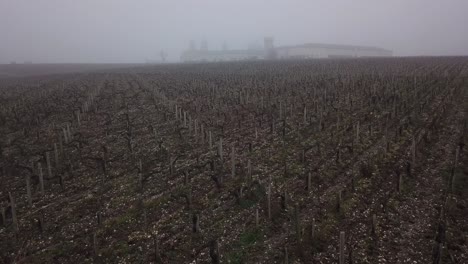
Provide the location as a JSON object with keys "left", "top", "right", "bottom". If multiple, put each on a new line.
{"left": 1, "top": 0, "right": 468, "bottom": 63}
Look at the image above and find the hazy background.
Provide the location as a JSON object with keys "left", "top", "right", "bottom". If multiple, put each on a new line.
{"left": 1, "top": 0, "right": 468, "bottom": 63}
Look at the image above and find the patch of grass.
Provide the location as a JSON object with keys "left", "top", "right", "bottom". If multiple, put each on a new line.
{"left": 35, "top": 240, "right": 78, "bottom": 263}
{"left": 100, "top": 240, "right": 131, "bottom": 260}
{"left": 321, "top": 212, "right": 338, "bottom": 235}
{"left": 340, "top": 196, "right": 358, "bottom": 216}
{"left": 109, "top": 195, "right": 131, "bottom": 208}
{"left": 309, "top": 213, "right": 338, "bottom": 253}
{"left": 239, "top": 198, "right": 256, "bottom": 209}
{"left": 238, "top": 181, "right": 266, "bottom": 210}
{"left": 45, "top": 241, "right": 75, "bottom": 258}
{"left": 252, "top": 183, "right": 266, "bottom": 198}
{"left": 226, "top": 229, "right": 263, "bottom": 263}
{"left": 226, "top": 251, "right": 244, "bottom": 264}
{"left": 438, "top": 167, "right": 466, "bottom": 196}
{"left": 451, "top": 168, "right": 466, "bottom": 196}
{"left": 364, "top": 236, "right": 378, "bottom": 259}
{"left": 355, "top": 178, "right": 371, "bottom": 192}
{"left": 239, "top": 229, "right": 262, "bottom": 247}
{"left": 387, "top": 197, "right": 400, "bottom": 211}
{"left": 144, "top": 195, "right": 169, "bottom": 209}
{"left": 103, "top": 208, "right": 138, "bottom": 232}
{"left": 288, "top": 163, "right": 303, "bottom": 177}
{"left": 445, "top": 196, "right": 460, "bottom": 217}
{"left": 114, "top": 213, "right": 133, "bottom": 226}
{"left": 172, "top": 185, "right": 190, "bottom": 197}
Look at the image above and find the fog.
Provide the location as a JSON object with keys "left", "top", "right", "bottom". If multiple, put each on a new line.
{"left": 1, "top": 0, "right": 468, "bottom": 63}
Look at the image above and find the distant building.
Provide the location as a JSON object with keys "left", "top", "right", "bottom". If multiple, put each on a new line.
{"left": 160, "top": 50, "right": 167, "bottom": 63}
{"left": 200, "top": 39, "right": 208, "bottom": 51}
{"left": 180, "top": 37, "right": 392, "bottom": 62}
{"left": 276, "top": 43, "right": 392, "bottom": 59}
{"left": 190, "top": 40, "right": 197, "bottom": 51}
{"left": 264, "top": 37, "right": 277, "bottom": 60}
{"left": 181, "top": 49, "right": 265, "bottom": 62}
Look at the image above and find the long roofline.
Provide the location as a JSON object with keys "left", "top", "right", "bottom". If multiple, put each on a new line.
{"left": 181, "top": 49, "right": 264, "bottom": 55}
{"left": 276, "top": 43, "right": 392, "bottom": 52}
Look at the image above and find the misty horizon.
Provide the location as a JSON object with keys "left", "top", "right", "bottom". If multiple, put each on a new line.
{"left": 1, "top": 0, "right": 468, "bottom": 64}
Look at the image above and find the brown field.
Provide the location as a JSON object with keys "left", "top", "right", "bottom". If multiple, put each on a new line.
{"left": 0, "top": 57, "right": 467, "bottom": 263}
{"left": 0, "top": 63, "right": 143, "bottom": 80}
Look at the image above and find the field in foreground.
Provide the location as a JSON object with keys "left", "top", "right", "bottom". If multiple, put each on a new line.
{"left": 0, "top": 63, "right": 142, "bottom": 79}
{"left": 0, "top": 58, "right": 467, "bottom": 263}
